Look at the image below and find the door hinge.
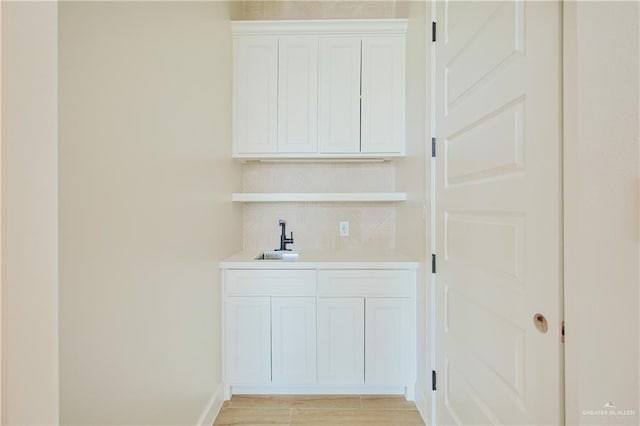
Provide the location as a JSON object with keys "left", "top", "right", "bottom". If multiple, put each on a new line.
{"left": 432, "top": 254, "right": 436, "bottom": 273}
{"left": 431, "top": 137, "right": 436, "bottom": 158}
{"left": 432, "top": 370, "right": 437, "bottom": 391}
{"left": 432, "top": 21, "right": 437, "bottom": 42}
{"left": 561, "top": 321, "right": 565, "bottom": 343}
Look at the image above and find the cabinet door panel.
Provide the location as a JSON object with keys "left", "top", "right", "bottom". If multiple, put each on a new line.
{"left": 272, "top": 297, "right": 316, "bottom": 384}
{"left": 361, "top": 37, "right": 405, "bottom": 154}
{"left": 225, "top": 297, "right": 271, "bottom": 384}
{"left": 234, "top": 37, "right": 278, "bottom": 154}
{"left": 318, "top": 38, "right": 361, "bottom": 153}
{"left": 317, "top": 298, "right": 365, "bottom": 384}
{"left": 365, "top": 298, "right": 411, "bottom": 385}
{"left": 278, "top": 38, "right": 318, "bottom": 153}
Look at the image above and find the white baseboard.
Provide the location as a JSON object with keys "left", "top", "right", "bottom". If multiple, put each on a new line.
{"left": 196, "top": 383, "right": 225, "bottom": 426}
{"left": 230, "top": 384, "right": 406, "bottom": 396}
{"left": 414, "top": 386, "right": 431, "bottom": 426}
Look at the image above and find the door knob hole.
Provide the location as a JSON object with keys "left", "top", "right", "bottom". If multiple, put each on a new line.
{"left": 533, "top": 313, "right": 549, "bottom": 333}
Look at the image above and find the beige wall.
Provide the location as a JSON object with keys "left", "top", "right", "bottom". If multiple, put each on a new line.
{"left": 395, "top": 0, "right": 429, "bottom": 420}
{"left": 59, "top": 2, "right": 241, "bottom": 424}
{"left": 1, "top": 2, "right": 59, "bottom": 425}
{"left": 564, "top": 2, "right": 639, "bottom": 424}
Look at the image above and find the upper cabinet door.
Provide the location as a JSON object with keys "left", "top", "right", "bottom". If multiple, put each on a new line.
{"left": 278, "top": 38, "right": 319, "bottom": 153}
{"left": 317, "top": 38, "right": 361, "bottom": 154}
{"left": 233, "top": 37, "right": 278, "bottom": 154}
{"left": 360, "top": 37, "right": 405, "bottom": 154}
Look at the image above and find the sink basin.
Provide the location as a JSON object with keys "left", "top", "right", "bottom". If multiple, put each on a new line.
{"left": 255, "top": 251, "right": 300, "bottom": 260}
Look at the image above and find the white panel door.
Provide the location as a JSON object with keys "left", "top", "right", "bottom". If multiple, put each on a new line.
{"left": 233, "top": 37, "right": 277, "bottom": 154}
{"left": 225, "top": 297, "right": 271, "bottom": 384}
{"left": 271, "top": 297, "right": 316, "bottom": 384}
{"left": 318, "top": 38, "right": 361, "bottom": 153}
{"left": 317, "top": 298, "right": 365, "bottom": 385}
{"left": 361, "top": 37, "right": 405, "bottom": 154}
{"left": 435, "top": 1, "right": 563, "bottom": 424}
{"left": 278, "top": 37, "right": 318, "bottom": 153}
{"left": 365, "top": 298, "right": 411, "bottom": 385}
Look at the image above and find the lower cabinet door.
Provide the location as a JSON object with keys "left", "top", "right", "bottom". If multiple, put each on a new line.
{"left": 271, "top": 297, "right": 317, "bottom": 384}
{"left": 365, "top": 298, "right": 411, "bottom": 385}
{"left": 225, "top": 296, "right": 271, "bottom": 384}
{"left": 317, "top": 298, "right": 365, "bottom": 384}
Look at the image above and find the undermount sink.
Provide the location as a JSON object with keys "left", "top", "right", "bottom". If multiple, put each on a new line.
{"left": 255, "top": 250, "right": 300, "bottom": 260}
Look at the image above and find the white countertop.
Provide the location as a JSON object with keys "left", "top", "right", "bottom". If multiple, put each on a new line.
{"left": 220, "top": 249, "right": 420, "bottom": 270}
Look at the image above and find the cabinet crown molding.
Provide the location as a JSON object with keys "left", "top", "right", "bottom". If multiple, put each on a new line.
{"left": 231, "top": 19, "right": 408, "bottom": 37}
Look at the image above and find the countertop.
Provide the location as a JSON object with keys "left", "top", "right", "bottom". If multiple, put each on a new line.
{"left": 220, "top": 249, "right": 420, "bottom": 270}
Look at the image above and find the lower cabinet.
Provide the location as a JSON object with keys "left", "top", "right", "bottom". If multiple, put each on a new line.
{"left": 365, "top": 298, "right": 412, "bottom": 385}
{"left": 223, "top": 268, "right": 416, "bottom": 393}
{"left": 272, "top": 297, "right": 316, "bottom": 384}
{"left": 317, "top": 298, "right": 365, "bottom": 384}
{"left": 317, "top": 297, "right": 412, "bottom": 386}
{"left": 225, "top": 296, "right": 271, "bottom": 384}
{"left": 225, "top": 296, "right": 316, "bottom": 385}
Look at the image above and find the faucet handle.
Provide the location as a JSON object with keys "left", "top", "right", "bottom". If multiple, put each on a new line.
{"left": 278, "top": 219, "right": 285, "bottom": 225}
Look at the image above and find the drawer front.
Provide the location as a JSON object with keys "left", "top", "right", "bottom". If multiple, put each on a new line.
{"left": 318, "top": 269, "right": 413, "bottom": 298}
{"left": 226, "top": 269, "right": 316, "bottom": 296}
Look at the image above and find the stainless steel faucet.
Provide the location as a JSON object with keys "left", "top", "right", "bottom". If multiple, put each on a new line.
{"left": 276, "top": 219, "right": 294, "bottom": 251}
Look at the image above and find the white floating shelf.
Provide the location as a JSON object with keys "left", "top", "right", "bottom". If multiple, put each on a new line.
{"left": 232, "top": 192, "right": 407, "bottom": 203}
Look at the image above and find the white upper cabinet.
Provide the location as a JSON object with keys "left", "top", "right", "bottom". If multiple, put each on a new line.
{"left": 278, "top": 38, "right": 318, "bottom": 153}
{"left": 232, "top": 20, "right": 407, "bottom": 159}
{"left": 318, "top": 38, "right": 361, "bottom": 153}
{"left": 361, "top": 37, "right": 406, "bottom": 154}
{"left": 233, "top": 37, "right": 278, "bottom": 155}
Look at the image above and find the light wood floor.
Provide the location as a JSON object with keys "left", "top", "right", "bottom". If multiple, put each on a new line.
{"left": 213, "top": 395, "right": 425, "bottom": 425}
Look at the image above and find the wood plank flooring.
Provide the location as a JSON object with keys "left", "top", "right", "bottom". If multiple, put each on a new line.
{"left": 213, "top": 395, "right": 425, "bottom": 425}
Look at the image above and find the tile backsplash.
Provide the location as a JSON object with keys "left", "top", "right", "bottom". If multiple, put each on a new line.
{"left": 231, "top": 1, "right": 406, "bottom": 20}
{"left": 241, "top": 162, "right": 396, "bottom": 251}
{"left": 243, "top": 162, "right": 395, "bottom": 193}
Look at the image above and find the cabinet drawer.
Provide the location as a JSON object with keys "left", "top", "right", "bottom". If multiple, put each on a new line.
{"left": 318, "top": 269, "right": 413, "bottom": 298}
{"left": 226, "top": 269, "right": 316, "bottom": 296}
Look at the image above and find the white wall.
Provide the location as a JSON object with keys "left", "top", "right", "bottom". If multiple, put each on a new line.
{"left": 59, "top": 2, "right": 241, "bottom": 424}
{"left": 1, "top": 2, "right": 59, "bottom": 425}
{"left": 564, "top": 2, "right": 639, "bottom": 425}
